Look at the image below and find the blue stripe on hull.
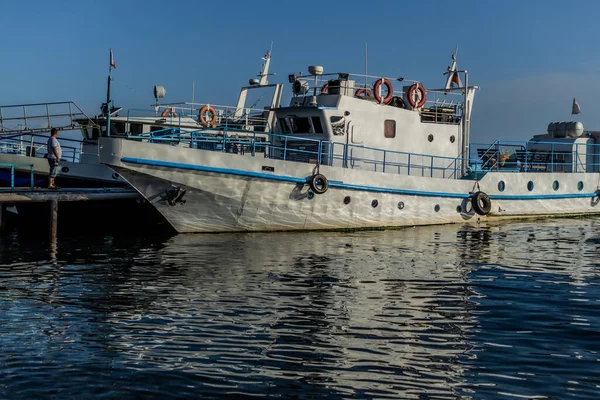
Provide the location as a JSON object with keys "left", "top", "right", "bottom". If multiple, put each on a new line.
{"left": 121, "top": 157, "right": 598, "bottom": 200}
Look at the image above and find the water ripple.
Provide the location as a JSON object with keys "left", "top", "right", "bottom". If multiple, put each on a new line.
{"left": 0, "top": 218, "right": 599, "bottom": 398}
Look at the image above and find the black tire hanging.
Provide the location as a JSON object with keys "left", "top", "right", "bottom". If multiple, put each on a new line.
{"left": 309, "top": 173, "right": 328, "bottom": 194}
{"left": 471, "top": 191, "right": 491, "bottom": 215}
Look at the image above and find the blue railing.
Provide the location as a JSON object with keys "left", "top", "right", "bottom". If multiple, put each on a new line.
{"left": 0, "top": 163, "right": 35, "bottom": 189}
{"left": 131, "top": 127, "right": 472, "bottom": 179}
{"left": 470, "top": 139, "right": 598, "bottom": 173}
{"left": 132, "top": 128, "right": 600, "bottom": 179}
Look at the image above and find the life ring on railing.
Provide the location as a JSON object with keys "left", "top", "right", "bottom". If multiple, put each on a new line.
{"left": 354, "top": 88, "right": 372, "bottom": 98}
{"left": 471, "top": 191, "right": 491, "bottom": 215}
{"left": 198, "top": 105, "right": 217, "bottom": 127}
{"left": 309, "top": 173, "right": 328, "bottom": 194}
{"left": 161, "top": 107, "right": 178, "bottom": 118}
{"left": 373, "top": 78, "right": 393, "bottom": 104}
{"left": 407, "top": 83, "right": 427, "bottom": 108}
{"left": 321, "top": 83, "right": 328, "bottom": 94}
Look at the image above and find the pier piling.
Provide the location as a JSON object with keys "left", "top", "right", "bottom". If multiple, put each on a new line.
{"left": 50, "top": 199, "right": 58, "bottom": 242}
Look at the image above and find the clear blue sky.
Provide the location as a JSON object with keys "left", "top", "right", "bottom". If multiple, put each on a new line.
{"left": 2, "top": 0, "right": 600, "bottom": 141}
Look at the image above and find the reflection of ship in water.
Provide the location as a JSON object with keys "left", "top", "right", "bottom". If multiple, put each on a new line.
{"left": 116, "top": 227, "right": 480, "bottom": 398}
{"left": 1, "top": 219, "right": 599, "bottom": 397}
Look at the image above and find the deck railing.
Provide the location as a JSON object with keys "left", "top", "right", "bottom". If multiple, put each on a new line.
{"left": 124, "top": 101, "right": 271, "bottom": 133}
{"left": 0, "top": 101, "right": 97, "bottom": 135}
{"left": 0, "top": 163, "right": 35, "bottom": 189}
{"left": 0, "top": 132, "right": 91, "bottom": 163}
{"left": 132, "top": 127, "right": 471, "bottom": 179}
{"left": 470, "top": 140, "right": 599, "bottom": 173}
{"left": 293, "top": 72, "right": 465, "bottom": 124}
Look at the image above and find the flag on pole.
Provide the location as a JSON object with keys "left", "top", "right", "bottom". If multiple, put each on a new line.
{"left": 110, "top": 48, "right": 116, "bottom": 69}
{"left": 572, "top": 98, "right": 580, "bottom": 115}
{"left": 451, "top": 71, "right": 462, "bottom": 88}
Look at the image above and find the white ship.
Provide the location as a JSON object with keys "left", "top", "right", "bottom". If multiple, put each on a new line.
{"left": 98, "top": 51, "right": 600, "bottom": 233}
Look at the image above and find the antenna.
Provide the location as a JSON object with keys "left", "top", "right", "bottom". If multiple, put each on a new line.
{"left": 192, "top": 80, "right": 195, "bottom": 113}
{"left": 258, "top": 42, "right": 274, "bottom": 86}
{"left": 365, "top": 43, "right": 368, "bottom": 90}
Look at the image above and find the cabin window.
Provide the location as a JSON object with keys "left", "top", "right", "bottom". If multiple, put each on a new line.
{"left": 113, "top": 122, "right": 126, "bottom": 135}
{"left": 311, "top": 117, "right": 324, "bottom": 134}
{"left": 288, "top": 117, "right": 311, "bottom": 134}
{"left": 91, "top": 127, "right": 100, "bottom": 140}
{"left": 384, "top": 119, "right": 396, "bottom": 138}
{"left": 280, "top": 120, "right": 291, "bottom": 134}
{"left": 130, "top": 123, "right": 143, "bottom": 136}
{"left": 150, "top": 126, "right": 164, "bottom": 132}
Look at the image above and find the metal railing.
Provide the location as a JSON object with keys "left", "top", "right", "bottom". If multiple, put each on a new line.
{"left": 296, "top": 72, "right": 465, "bottom": 125}
{"left": 0, "top": 132, "right": 91, "bottom": 163}
{"left": 124, "top": 101, "right": 271, "bottom": 133}
{"left": 130, "top": 127, "right": 471, "bottom": 179}
{"left": 470, "top": 140, "right": 599, "bottom": 173}
{"left": 0, "top": 163, "right": 35, "bottom": 189}
{"left": 0, "top": 101, "right": 97, "bottom": 135}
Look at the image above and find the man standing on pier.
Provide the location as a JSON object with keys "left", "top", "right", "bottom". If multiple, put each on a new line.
{"left": 47, "top": 128, "right": 62, "bottom": 189}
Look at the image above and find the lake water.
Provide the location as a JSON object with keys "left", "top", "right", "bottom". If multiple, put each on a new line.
{"left": 0, "top": 218, "right": 599, "bottom": 399}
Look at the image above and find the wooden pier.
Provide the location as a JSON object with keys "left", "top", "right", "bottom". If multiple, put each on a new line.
{"left": 0, "top": 187, "right": 142, "bottom": 239}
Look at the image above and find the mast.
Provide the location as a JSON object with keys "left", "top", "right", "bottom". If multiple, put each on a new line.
{"left": 258, "top": 42, "right": 273, "bottom": 86}
{"left": 106, "top": 49, "right": 114, "bottom": 137}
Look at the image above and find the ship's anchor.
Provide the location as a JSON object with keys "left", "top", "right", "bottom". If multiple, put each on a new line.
{"left": 166, "top": 186, "right": 187, "bottom": 206}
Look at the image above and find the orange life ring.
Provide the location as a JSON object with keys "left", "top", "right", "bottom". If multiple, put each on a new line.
{"left": 373, "top": 78, "right": 393, "bottom": 104}
{"left": 321, "top": 83, "right": 328, "bottom": 94}
{"left": 355, "top": 88, "right": 372, "bottom": 98}
{"left": 407, "top": 83, "right": 427, "bottom": 108}
{"left": 161, "top": 107, "right": 178, "bottom": 118}
{"left": 198, "top": 105, "right": 217, "bottom": 127}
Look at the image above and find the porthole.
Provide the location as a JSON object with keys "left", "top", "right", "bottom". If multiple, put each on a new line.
{"left": 577, "top": 181, "right": 584, "bottom": 191}
{"left": 112, "top": 172, "right": 120, "bottom": 180}
{"left": 552, "top": 180, "right": 560, "bottom": 191}
{"left": 434, "top": 204, "right": 440, "bottom": 212}
{"left": 307, "top": 191, "right": 315, "bottom": 200}
{"left": 371, "top": 199, "right": 379, "bottom": 208}
{"left": 450, "top": 135, "right": 455, "bottom": 143}
{"left": 456, "top": 205, "right": 462, "bottom": 213}
{"left": 397, "top": 201, "right": 404, "bottom": 210}
{"left": 527, "top": 181, "right": 534, "bottom": 191}
{"left": 498, "top": 181, "right": 505, "bottom": 192}
{"left": 344, "top": 196, "right": 351, "bottom": 204}
{"left": 428, "top": 134, "right": 434, "bottom": 142}
{"left": 61, "top": 166, "right": 70, "bottom": 173}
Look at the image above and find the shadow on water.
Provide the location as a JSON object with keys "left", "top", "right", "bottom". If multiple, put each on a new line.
{"left": 0, "top": 218, "right": 599, "bottom": 398}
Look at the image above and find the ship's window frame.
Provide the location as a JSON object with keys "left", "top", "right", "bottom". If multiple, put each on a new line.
{"left": 287, "top": 116, "right": 311, "bottom": 134}
{"left": 113, "top": 121, "right": 126, "bottom": 135}
{"left": 311, "top": 117, "right": 324, "bottom": 134}
{"left": 384, "top": 119, "right": 396, "bottom": 138}
{"left": 129, "top": 122, "right": 143, "bottom": 136}
{"left": 280, "top": 119, "right": 292, "bottom": 134}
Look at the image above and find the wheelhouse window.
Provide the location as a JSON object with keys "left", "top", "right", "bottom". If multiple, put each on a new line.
{"left": 311, "top": 117, "right": 323, "bottom": 133}
{"left": 384, "top": 119, "right": 396, "bottom": 138}
{"left": 129, "top": 123, "right": 143, "bottom": 136}
{"left": 287, "top": 117, "right": 311, "bottom": 134}
{"left": 113, "top": 122, "right": 126, "bottom": 135}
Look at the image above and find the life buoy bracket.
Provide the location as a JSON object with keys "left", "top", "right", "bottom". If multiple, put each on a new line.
{"left": 373, "top": 78, "right": 393, "bottom": 104}
{"left": 407, "top": 83, "right": 427, "bottom": 108}
{"left": 355, "top": 88, "right": 372, "bottom": 98}
{"left": 198, "top": 105, "right": 217, "bottom": 127}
